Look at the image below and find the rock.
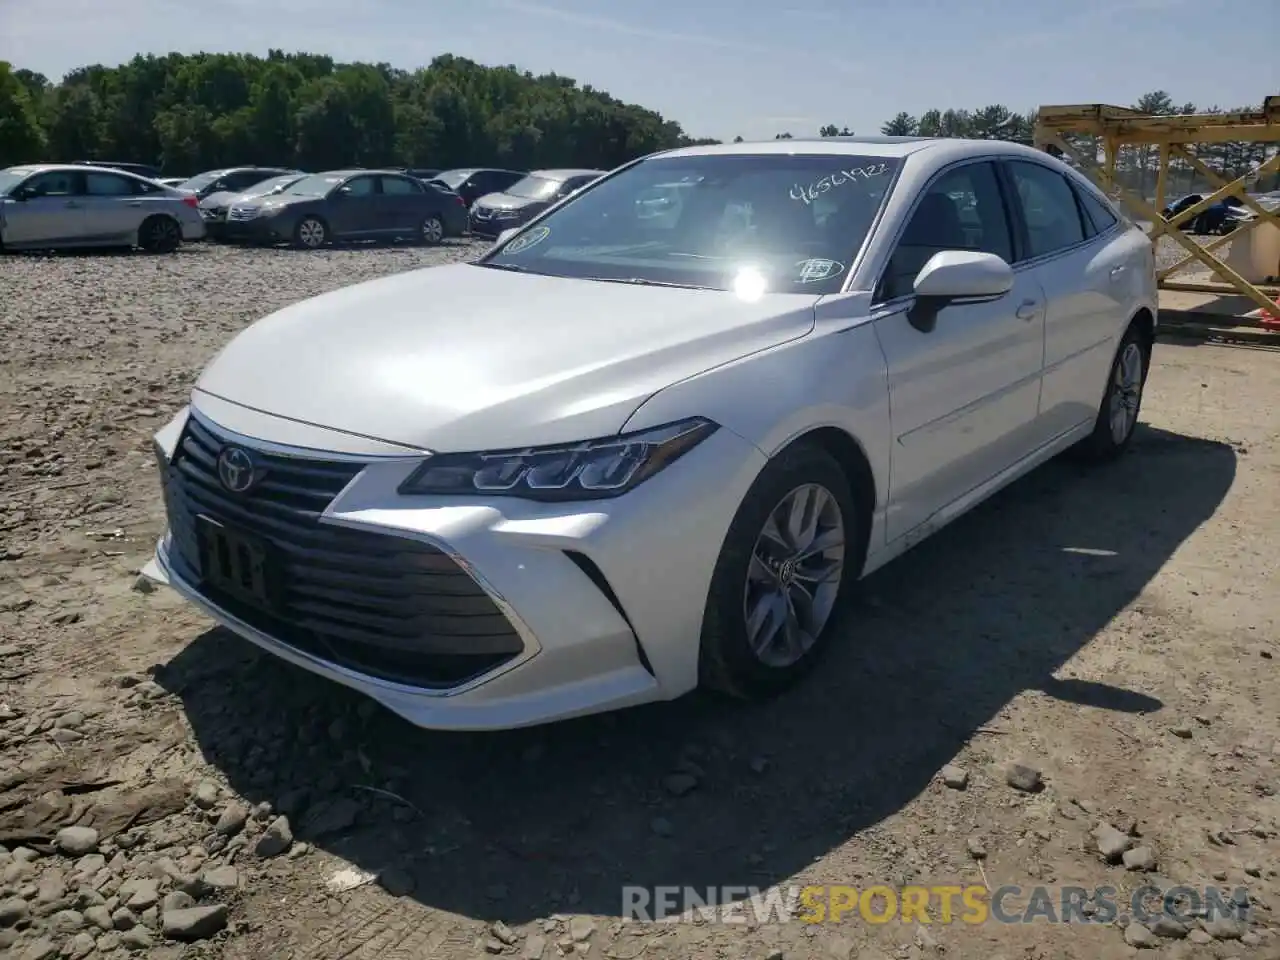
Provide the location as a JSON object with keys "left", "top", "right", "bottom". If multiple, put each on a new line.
{"left": 49, "top": 908, "right": 85, "bottom": 932}
{"left": 490, "top": 920, "right": 518, "bottom": 945}
{"left": 1150, "top": 915, "right": 1188, "bottom": 939}
{"left": 73, "top": 854, "right": 105, "bottom": 879}
{"left": 1123, "top": 921, "right": 1158, "bottom": 948}
{"left": 1170, "top": 725, "right": 1193, "bottom": 739}
{"left": 96, "top": 932, "right": 121, "bottom": 952}
{"left": 302, "top": 798, "right": 360, "bottom": 837}
{"left": 1092, "top": 822, "right": 1134, "bottom": 864}
{"left": 111, "top": 907, "right": 138, "bottom": 930}
{"left": 124, "top": 879, "right": 160, "bottom": 911}
{"left": 0, "top": 896, "right": 28, "bottom": 926}
{"left": 119, "top": 926, "right": 154, "bottom": 949}
{"left": 1242, "top": 931, "right": 1262, "bottom": 946}
{"left": 132, "top": 576, "right": 155, "bottom": 594}
{"left": 19, "top": 938, "right": 58, "bottom": 960}
{"left": 940, "top": 764, "right": 968, "bottom": 789}
{"left": 254, "top": 816, "right": 292, "bottom": 858}
{"left": 141, "top": 905, "right": 159, "bottom": 928}
{"left": 65, "top": 931, "right": 95, "bottom": 959}
{"left": 1245, "top": 862, "right": 1262, "bottom": 877}
{"left": 662, "top": 772, "right": 698, "bottom": 797}
{"left": 162, "top": 891, "right": 195, "bottom": 912}
{"left": 54, "top": 711, "right": 84, "bottom": 729}
{"left": 35, "top": 871, "right": 66, "bottom": 903}
{"left": 200, "top": 865, "right": 238, "bottom": 894}
{"left": 191, "top": 781, "right": 220, "bottom": 810}
{"left": 49, "top": 728, "right": 83, "bottom": 743}
{"left": 214, "top": 802, "right": 248, "bottom": 837}
{"left": 84, "top": 904, "right": 112, "bottom": 930}
{"left": 1122, "top": 846, "right": 1157, "bottom": 871}
{"left": 966, "top": 837, "right": 987, "bottom": 860}
{"left": 55, "top": 827, "right": 99, "bottom": 856}
{"left": 483, "top": 939, "right": 505, "bottom": 954}
{"left": 1006, "top": 764, "right": 1043, "bottom": 793}
{"left": 1212, "top": 869, "right": 1228, "bottom": 881}
{"left": 162, "top": 903, "right": 229, "bottom": 941}
{"left": 1187, "top": 928, "right": 1212, "bottom": 944}
{"left": 1202, "top": 915, "right": 1244, "bottom": 940}
{"left": 378, "top": 867, "right": 415, "bottom": 897}
{"left": 569, "top": 916, "right": 596, "bottom": 942}
{"left": 523, "top": 932, "right": 546, "bottom": 958}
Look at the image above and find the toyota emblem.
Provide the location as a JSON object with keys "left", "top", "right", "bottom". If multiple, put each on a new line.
{"left": 216, "top": 446, "right": 257, "bottom": 494}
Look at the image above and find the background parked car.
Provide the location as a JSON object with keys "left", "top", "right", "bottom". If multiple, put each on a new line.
{"left": 221, "top": 169, "right": 468, "bottom": 248}
{"left": 469, "top": 168, "right": 605, "bottom": 237}
{"left": 429, "top": 168, "right": 526, "bottom": 207}
{"left": 0, "top": 163, "right": 203, "bottom": 252}
{"left": 71, "top": 160, "right": 162, "bottom": 180}
{"left": 394, "top": 167, "right": 442, "bottom": 182}
{"left": 201, "top": 172, "right": 308, "bottom": 241}
{"left": 175, "top": 166, "right": 297, "bottom": 201}
{"left": 1161, "top": 192, "right": 1250, "bottom": 235}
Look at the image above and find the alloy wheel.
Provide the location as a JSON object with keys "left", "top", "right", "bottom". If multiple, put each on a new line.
{"left": 298, "top": 219, "right": 325, "bottom": 248}
{"left": 421, "top": 216, "right": 444, "bottom": 244}
{"left": 1109, "top": 341, "right": 1143, "bottom": 444}
{"left": 743, "top": 482, "right": 845, "bottom": 668}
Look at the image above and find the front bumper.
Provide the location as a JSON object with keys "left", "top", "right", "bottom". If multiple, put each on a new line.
{"left": 144, "top": 404, "right": 766, "bottom": 730}
{"left": 218, "top": 215, "right": 288, "bottom": 244}
{"left": 469, "top": 212, "right": 526, "bottom": 238}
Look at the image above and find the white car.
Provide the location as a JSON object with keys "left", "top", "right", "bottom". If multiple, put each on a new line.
{"left": 143, "top": 137, "right": 1157, "bottom": 730}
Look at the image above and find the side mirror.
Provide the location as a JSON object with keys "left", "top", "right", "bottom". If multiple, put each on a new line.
{"left": 908, "top": 251, "right": 1013, "bottom": 333}
{"left": 495, "top": 227, "right": 519, "bottom": 246}
{"left": 334, "top": 186, "right": 352, "bottom": 198}
{"left": 10, "top": 188, "right": 32, "bottom": 201}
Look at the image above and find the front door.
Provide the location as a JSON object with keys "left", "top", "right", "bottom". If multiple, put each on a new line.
{"left": 873, "top": 160, "right": 1046, "bottom": 543}
{"left": 327, "top": 174, "right": 380, "bottom": 237}
{"left": 4, "top": 170, "right": 86, "bottom": 245}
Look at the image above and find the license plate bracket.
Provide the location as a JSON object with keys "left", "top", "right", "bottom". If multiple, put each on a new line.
{"left": 195, "top": 514, "right": 279, "bottom": 613}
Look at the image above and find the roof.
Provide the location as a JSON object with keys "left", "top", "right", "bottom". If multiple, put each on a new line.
{"left": 3, "top": 163, "right": 151, "bottom": 177}
{"left": 655, "top": 137, "right": 1050, "bottom": 162}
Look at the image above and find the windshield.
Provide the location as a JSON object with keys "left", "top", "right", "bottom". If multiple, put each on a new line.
{"left": 0, "top": 169, "right": 33, "bottom": 195}
{"left": 245, "top": 174, "right": 301, "bottom": 196}
{"left": 506, "top": 175, "right": 561, "bottom": 200}
{"left": 281, "top": 173, "right": 346, "bottom": 196}
{"left": 177, "top": 170, "right": 228, "bottom": 193}
{"left": 435, "top": 170, "right": 471, "bottom": 188}
{"left": 480, "top": 154, "right": 901, "bottom": 295}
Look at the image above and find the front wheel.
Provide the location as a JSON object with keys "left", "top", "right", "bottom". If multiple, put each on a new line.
{"left": 699, "top": 444, "right": 860, "bottom": 700}
{"left": 294, "top": 216, "right": 327, "bottom": 249}
{"left": 419, "top": 214, "right": 444, "bottom": 245}
{"left": 1077, "top": 325, "right": 1149, "bottom": 461}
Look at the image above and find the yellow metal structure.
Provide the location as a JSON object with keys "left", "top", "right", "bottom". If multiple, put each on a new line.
{"left": 1033, "top": 97, "right": 1280, "bottom": 316}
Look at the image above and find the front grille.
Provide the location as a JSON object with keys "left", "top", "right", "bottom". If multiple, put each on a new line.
{"left": 227, "top": 207, "right": 256, "bottom": 222}
{"left": 162, "top": 416, "right": 524, "bottom": 689}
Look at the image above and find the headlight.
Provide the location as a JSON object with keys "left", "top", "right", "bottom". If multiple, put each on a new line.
{"left": 398, "top": 418, "right": 718, "bottom": 502}
{"left": 493, "top": 209, "right": 519, "bottom": 219}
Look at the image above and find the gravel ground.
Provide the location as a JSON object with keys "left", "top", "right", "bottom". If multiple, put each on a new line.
{"left": 1, "top": 240, "right": 1279, "bottom": 960}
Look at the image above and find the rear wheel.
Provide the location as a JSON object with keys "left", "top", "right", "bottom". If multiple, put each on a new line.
{"left": 419, "top": 214, "right": 445, "bottom": 245}
{"left": 1077, "top": 324, "right": 1149, "bottom": 461}
{"left": 138, "top": 216, "right": 181, "bottom": 254}
{"left": 294, "top": 216, "right": 327, "bottom": 249}
{"left": 699, "top": 444, "right": 860, "bottom": 699}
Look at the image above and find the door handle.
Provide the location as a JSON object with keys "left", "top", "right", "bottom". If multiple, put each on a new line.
{"left": 1110, "top": 265, "right": 1127, "bottom": 278}
{"left": 128, "top": 201, "right": 143, "bottom": 207}
{"left": 1016, "top": 299, "right": 1040, "bottom": 320}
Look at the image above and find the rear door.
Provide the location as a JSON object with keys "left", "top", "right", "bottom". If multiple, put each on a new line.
{"left": 4, "top": 170, "right": 86, "bottom": 244}
{"left": 80, "top": 171, "right": 145, "bottom": 242}
{"left": 377, "top": 174, "right": 427, "bottom": 231}
{"left": 1003, "top": 159, "right": 1137, "bottom": 441}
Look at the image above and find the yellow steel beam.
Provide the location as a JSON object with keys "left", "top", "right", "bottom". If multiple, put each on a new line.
{"left": 1040, "top": 131, "right": 1279, "bottom": 316}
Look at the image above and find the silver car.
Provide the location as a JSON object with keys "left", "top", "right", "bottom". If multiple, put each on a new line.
{"left": 0, "top": 164, "right": 205, "bottom": 252}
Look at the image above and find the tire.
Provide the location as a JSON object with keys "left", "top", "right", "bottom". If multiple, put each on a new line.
{"left": 294, "top": 216, "right": 327, "bottom": 249}
{"left": 419, "top": 214, "right": 445, "bottom": 245}
{"left": 138, "top": 216, "right": 181, "bottom": 254}
{"left": 699, "top": 443, "right": 861, "bottom": 700}
{"left": 1076, "top": 324, "right": 1149, "bottom": 462}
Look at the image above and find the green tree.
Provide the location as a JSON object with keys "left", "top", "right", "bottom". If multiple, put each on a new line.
{"left": 0, "top": 61, "right": 45, "bottom": 163}
{"left": 881, "top": 112, "right": 917, "bottom": 136}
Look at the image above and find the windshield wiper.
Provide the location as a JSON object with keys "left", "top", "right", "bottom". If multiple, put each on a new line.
{"left": 582, "top": 276, "right": 717, "bottom": 290}
{"left": 477, "top": 261, "right": 529, "bottom": 272}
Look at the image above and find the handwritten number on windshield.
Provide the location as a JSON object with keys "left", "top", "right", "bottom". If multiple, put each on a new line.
{"left": 790, "top": 163, "right": 889, "bottom": 205}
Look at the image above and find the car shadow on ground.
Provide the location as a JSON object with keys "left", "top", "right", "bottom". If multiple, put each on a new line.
{"left": 158, "top": 423, "right": 1235, "bottom": 923}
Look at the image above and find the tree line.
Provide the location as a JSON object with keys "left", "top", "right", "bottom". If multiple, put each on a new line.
{"left": 0, "top": 56, "right": 1273, "bottom": 196}
{"left": 0, "top": 51, "right": 719, "bottom": 174}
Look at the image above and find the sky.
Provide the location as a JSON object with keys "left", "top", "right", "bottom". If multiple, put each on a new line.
{"left": 0, "top": 0, "right": 1274, "bottom": 142}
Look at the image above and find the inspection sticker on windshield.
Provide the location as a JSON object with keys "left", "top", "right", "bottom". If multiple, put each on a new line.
{"left": 794, "top": 259, "right": 844, "bottom": 282}
{"left": 504, "top": 225, "right": 550, "bottom": 254}
{"left": 790, "top": 163, "right": 890, "bottom": 205}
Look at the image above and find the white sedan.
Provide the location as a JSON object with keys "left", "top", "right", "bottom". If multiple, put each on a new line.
{"left": 143, "top": 137, "right": 1156, "bottom": 730}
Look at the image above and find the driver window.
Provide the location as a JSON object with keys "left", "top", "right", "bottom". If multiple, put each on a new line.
{"left": 878, "top": 161, "right": 1013, "bottom": 302}
{"left": 343, "top": 176, "right": 377, "bottom": 197}
{"left": 25, "top": 171, "right": 80, "bottom": 198}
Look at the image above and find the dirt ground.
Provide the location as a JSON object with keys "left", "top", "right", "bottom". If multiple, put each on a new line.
{"left": 1, "top": 240, "right": 1278, "bottom": 960}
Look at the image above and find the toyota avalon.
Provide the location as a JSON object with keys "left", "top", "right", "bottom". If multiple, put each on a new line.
{"left": 143, "top": 137, "right": 1156, "bottom": 730}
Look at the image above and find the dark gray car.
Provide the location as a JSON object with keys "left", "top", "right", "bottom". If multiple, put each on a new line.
{"left": 176, "top": 167, "right": 299, "bottom": 202}
{"left": 469, "top": 169, "right": 605, "bottom": 237}
{"left": 219, "top": 169, "right": 470, "bottom": 248}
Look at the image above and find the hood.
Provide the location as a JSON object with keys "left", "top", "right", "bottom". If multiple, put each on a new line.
{"left": 195, "top": 263, "right": 818, "bottom": 452}
{"left": 199, "top": 190, "right": 237, "bottom": 209}
{"left": 474, "top": 192, "right": 536, "bottom": 212}
{"left": 232, "top": 194, "right": 305, "bottom": 213}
